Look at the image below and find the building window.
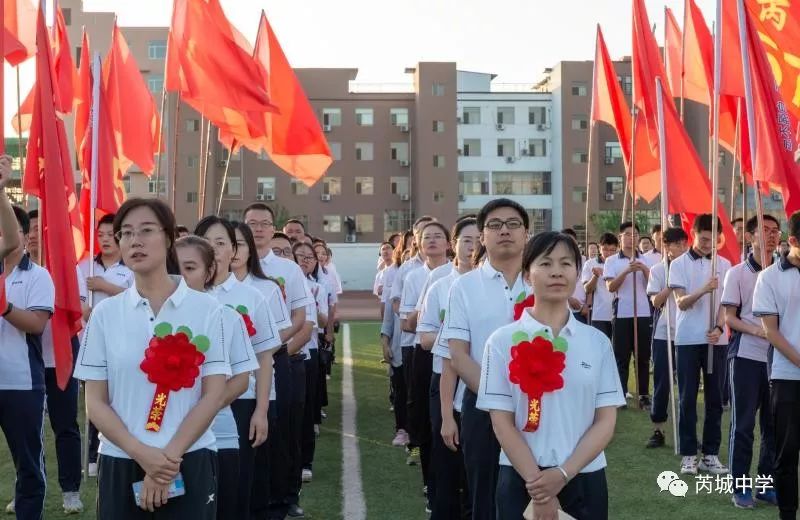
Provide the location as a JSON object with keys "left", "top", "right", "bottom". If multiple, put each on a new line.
{"left": 528, "top": 209, "right": 553, "bottom": 235}
{"left": 323, "top": 215, "right": 341, "bottom": 233}
{"left": 186, "top": 192, "right": 198, "bottom": 203}
{"left": 390, "top": 142, "right": 409, "bottom": 162}
{"left": 390, "top": 176, "right": 409, "bottom": 197}
{"left": 433, "top": 155, "right": 445, "bottom": 168}
{"left": 355, "top": 176, "right": 374, "bottom": 195}
{"left": 185, "top": 119, "right": 200, "bottom": 132}
{"left": 355, "top": 108, "right": 374, "bottom": 126}
{"left": 224, "top": 177, "right": 242, "bottom": 196}
{"left": 62, "top": 8, "right": 72, "bottom": 25}
{"left": 572, "top": 150, "right": 588, "bottom": 164}
{"left": 462, "top": 107, "right": 481, "bottom": 124}
{"left": 571, "top": 82, "right": 588, "bottom": 96}
{"left": 528, "top": 139, "right": 547, "bottom": 157}
{"left": 75, "top": 46, "right": 82, "bottom": 68}
{"left": 221, "top": 209, "right": 244, "bottom": 221}
{"left": 187, "top": 155, "right": 198, "bottom": 168}
{"left": 148, "top": 74, "right": 164, "bottom": 94}
{"left": 322, "top": 108, "right": 342, "bottom": 127}
{"left": 497, "top": 107, "right": 515, "bottom": 125}
{"left": 605, "top": 176, "right": 625, "bottom": 195}
{"left": 432, "top": 83, "right": 445, "bottom": 96}
{"left": 572, "top": 187, "right": 587, "bottom": 203}
{"left": 257, "top": 177, "right": 276, "bottom": 199}
{"left": 433, "top": 191, "right": 445, "bottom": 203}
{"left": 390, "top": 108, "right": 409, "bottom": 126}
{"left": 290, "top": 179, "right": 308, "bottom": 195}
{"left": 497, "top": 139, "right": 515, "bottom": 157}
{"left": 384, "top": 209, "right": 413, "bottom": 232}
{"left": 148, "top": 40, "right": 167, "bottom": 60}
{"left": 432, "top": 120, "right": 445, "bottom": 133}
{"left": 618, "top": 75, "right": 632, "bottom": 95}
{"left": 528, "top": 107, "right": 547, "bottom": 125}
{"left": 123, "top": 175, "right": 131, "bottom": 194}
{"left": 718, "top": 187, "right": 726, "bottom": 204}
{"left": 355, "top": 214, "right": 374, "bottom": 233}
{"left": 147, "top": 179, "right": 165, "bottom": 194}
{"left": 327, "top": 142, "right": 341, "bottom": 161}
{"left": 459, "top": 171, "right": 490, "bottom": 196}
{"left": 355, "top": 142, "right": 373, "bottom": 161}
{"left": 462, "top": 139, "right": 481, "bottom": 157}
{"left": 493, "top": 172, "right": 552, "bottom": 195}
{"left": 323, "top": 177, "right": 341, "bottom": 196}
{"left": 571, "top": 115, "right": 588, "bottom": 130}
{"left": 604, "top": 141, "right": 623, "bottom": 164}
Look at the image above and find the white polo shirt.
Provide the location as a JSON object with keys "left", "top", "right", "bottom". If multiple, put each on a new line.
{"left": 419, "top": 269, "right": 461, "bottom": 378}
{"left": 647, "top": 261, "right": 676, "bottom": 341}
{"left": 300, "top": 279, "right": 321, "bottom": 359}
{"left": 0, "top": 255, "right": 55, "bottom": 391}
{"left": 602, "top": 251, "right": 657, "bottom": 319}
{"left": 309, "top": 278, "right": 329, "bottom": 346}
{"left": 317, "top": 268, "right": 339, "bottom": 308}
{"left": 326, "top": 261, "right": 344, "bottom": 294}
{"left": 390, "top": 254, "right": 424, "bottom": 303}
{"left": 380, "top": 265, "right": 399, "bottom": 304}
{"left": 400, "top": 263, "right": 433, "bottom": 347}
{"left": 440, "top": 260, "right": 532, "bottom": 408}
{"left": 74, "top": 276, "right": 231, "bottom": 459}
{"left": 753, "top": 256, "right": 800, "bottom": 380}
{"left": 213, "top": 305, "right": 261, "bottom": 450}
{"left": 581, "top": 257, "right": 613, "bottom": 322}
{"left": 259, "top": 250, "right": 313, "bottom": 311}
{"left": 43, "top": 265, "right": 88, "bottom": 368}
{"left": 669, "top": 249, "right": 731, "bottom": 346}
{"left": 643, "top": 250, "right": 663, "bottom": 264}
{"left": 476, "top": 311, "right": 625, "bottom": 471}
{"left": 77, "top": 255, "right": 133, "bottom": 307}
{"left": 722, "top": 254, "right": 771, "bottom": 363}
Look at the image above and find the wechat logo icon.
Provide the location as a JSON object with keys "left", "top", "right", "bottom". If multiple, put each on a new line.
{"left": 657, "top": 470, "right": 688, "bottom": 498}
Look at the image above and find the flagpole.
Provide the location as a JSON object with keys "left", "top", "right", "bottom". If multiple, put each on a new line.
{"left": 216, "top": 141, "right": 235, "bottom": 216}
{"left": 200, "top": 120, "right": 212, "bottom": 218}
{"left": 679, "top": 2, "right": 687, "bottom": 121}
{"left": 736, "top": 0, "right": 767, "bottom": 268}
{"left": 584, "top": 122, "right": 595, "bottom": 253}
{"left": 656, "top": 77, "right": 680, "bottom": 454}
{"left": 631, "top": 121, "right": 640, "bottom": 405}
{"left": 169, "top": 93, "right": 180, "bottom": 213}
{"left": 16, "top": 68, "right": 26, "bottom": 209}
{"left": 154, "top": 86, "right": 167, "bottom": 198}
{"left": 729, "top": 99, "right": 741, "bottom": 220}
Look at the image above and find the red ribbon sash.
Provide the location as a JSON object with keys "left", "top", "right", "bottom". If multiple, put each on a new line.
{"left": 145, "top": 385, "right": 171, "bottom": 432}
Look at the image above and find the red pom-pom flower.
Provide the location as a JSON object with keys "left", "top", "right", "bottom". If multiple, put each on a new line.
{"left": 240, "top": 313, "right": 257, "bottom": 337}
{"left": 507, "top": 334, "right": 567, "bottom": 432}
{"left": 513, "top": 294, "right": 535, "bottom": 320}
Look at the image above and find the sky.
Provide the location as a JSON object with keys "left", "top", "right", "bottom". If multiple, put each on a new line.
{"left": 4, "top": 0, "right": 717, "bottom": 135}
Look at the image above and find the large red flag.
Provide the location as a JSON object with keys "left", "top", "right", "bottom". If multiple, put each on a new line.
{"left": 4, "top": 0, "right": 35, "bottom": 66}
{"left": 75, "top": 31, "right": 90, "bottom": 176}
{"left": 683, "top": 0, "right": 714, "bottom": 106}
{"left": 665, "top": 7, "right": 683, "bottom": 98}
{"left": 103, "top": 23, "right": 161, "bottom": 175}
{"left": 22, "top": 7, "right": 84, "bottom": 389}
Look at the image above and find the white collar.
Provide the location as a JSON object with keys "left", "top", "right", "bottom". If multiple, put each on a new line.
{"left": 519, "top": 308, "right": 579, "bottom": 338}
{"left": 126, "top": 275, "right": 188, "bottom": 309}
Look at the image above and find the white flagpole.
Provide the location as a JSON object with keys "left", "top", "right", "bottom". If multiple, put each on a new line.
{"left": 656, "top": 77, "right": 680, "bottom": 454}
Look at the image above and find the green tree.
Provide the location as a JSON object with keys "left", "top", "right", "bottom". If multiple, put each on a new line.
{"left": 271, "top": 203, "right": 291, "bottom": 230}
{"left": 590, "top": 210, "right": 652, "bottom": 237}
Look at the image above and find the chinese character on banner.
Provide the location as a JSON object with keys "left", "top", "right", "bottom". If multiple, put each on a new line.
{"left": 715, "top": 474, "right": 734, "bottom": 494}
{"left": 755, "top": 475, "right": 775, "bottom": 494}
{"left": 695, "top": 475, "right": 714, "bottom": 494}
{"left": 735, "top": 476, "right": 754, "bottom": 492}
{"left": 757, "top": 0, "right": 790, "bottom": 31}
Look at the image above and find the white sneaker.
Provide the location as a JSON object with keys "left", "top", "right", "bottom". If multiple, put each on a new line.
{"left": 680, "top": 455, "right": 698, "bottom": 475}
{"left": 302, "top": 469, "right": 313, "bottom": 483}
{"left": 625, "top": 392, "right": 633, "bottom": 400}
{"left": 314, "top": 424, "right": 320, "bottom": 437}
{"left": 87, "top": 462, "right": 98, "bottom": 478}
{"left": 699, "top": 455, "right": 729, "bottom": 474}
{"left": 392, "top": 429, "right": 409, "bottom": 447}
{"left": 62, "top": 492, "right": 84, "bottom": 514}
{"left": 5, "top": 499, "right": 14, "bottom": 514}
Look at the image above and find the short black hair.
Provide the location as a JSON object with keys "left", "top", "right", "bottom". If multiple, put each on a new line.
{"left": 244, "top": 202, "right": 275, "bottom": 222}
{"left": 176, "top": 225, "right": 189, "bottom": 234}
{"left": 692, "top": 214, "right": 722, "bottom": 234}
{"left": 732, "top": 217, "right": 744, "bottom": 226}
{"left": 12, "top": 206, "right": 29, "bottom": 235}
{"left": 456, "top": 213, "right": 477, "bottom": 222}
{"left": 639, "top": 236, "right": 653, "bottom": 245}
{"left": 599, "top": 232, "right": 619, "bottom": 246}
{"left": 745, "top": 214, "right": 780, "bottom": 234}
{"left": 663, "top": 227, "right": 688, "bottom": 244}
{"left": 271, "top": 232, "right": 291, "bottom": 243}
{"left": 477, "top": 198, "right": 529, "bottom": 231}
{"left": 98, "top": 214, "right": 115, "bottom": 227}
{"left": 284, "top": 219, "right": 306, "bottom": 231}
{"left": 27, "top": 209, "right": 38, "bottom": 220}
{"left": 651, "top": 224, "right": 662, "bottom": 235}
{"left": 522, "top": 231, "right": 582, "bottom": 274}
{"left": 452, "top": 217, "right": 477, "bottom": 240}
{"left": 619, "top": 221, "right": 640, "bottom": 233}
{"left": 560, "top": 228, "right": 578, "bottom": 240}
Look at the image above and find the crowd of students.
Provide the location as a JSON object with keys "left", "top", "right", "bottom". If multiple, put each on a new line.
{"left": 375, "top": 196, "right": 800, "bottom": 519}
{"left": 0, "top": 185, "right": 342, "bottom": 519}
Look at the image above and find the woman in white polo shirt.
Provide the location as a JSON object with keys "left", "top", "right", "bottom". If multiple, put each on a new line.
{"left": 175, "top": 235, "right": 261, "bottom": 520}
{"left": 477, "top": 231, "right": 625, "bottom": 520}
{"left": 75, "top": 198, "right": 230, "bottom": 519}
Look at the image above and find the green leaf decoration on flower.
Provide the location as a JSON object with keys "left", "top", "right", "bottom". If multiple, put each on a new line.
{"left": 176, "top": 326, "right": 193, "bottom": 339}
{"left": 511, "top": 330, "right": 530, "bottom": 345}
{"left": 191, "top": 335, "right": 211, "bottom": 353}
{"left": 236, "top": 305, "right": 249, "bottom": 314}
{"left": 277, "top": 277, "right": 286, "bottom": 287}
{"left": 154, "top": 322, "right": 173, "bottom": 338}
{"left": 532, "top": 329, "right": 550, "bottom": 340}
{"left": 439, "top": 309, "right": 446, "bottom": 323}
{"left": 553, "top": 337, "right": 569, "bottom": 353}
{"left": 515, "top": 291, "right": 526, "bottom": 303}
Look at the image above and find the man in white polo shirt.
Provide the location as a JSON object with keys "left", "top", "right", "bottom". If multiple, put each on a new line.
{"left": 583, "top": 232, "right": 618, "bottom": 339}
{"left": 724, "top": 214, "right": 779, "bottom": 508}
{"left": 753, "top": 210, "right": 800, "bottom": 519}
{"left": 441, "top": 198, "right": 532, "bottom": 520}
{"left": 603, "top": 221, "right": 656, "bottom": 409}
{"left": 0, "top": 206, "right": 55, "bottom": 520}
{"left": 669, "top": 214, "right": 730, "bottom": 476}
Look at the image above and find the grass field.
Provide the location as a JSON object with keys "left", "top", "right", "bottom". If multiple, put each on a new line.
{"left": 0, "top": 322, "right": 778, "bottom": 519}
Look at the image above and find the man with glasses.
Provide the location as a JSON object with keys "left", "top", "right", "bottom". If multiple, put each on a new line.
{"left": 441, "top": 199, "right": 532, "bottom": 520}
{"left": 243, "top": 203, "right": 313, "bottom": 519}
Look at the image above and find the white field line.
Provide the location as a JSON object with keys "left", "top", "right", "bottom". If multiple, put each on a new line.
{"left": 341, "top": 323, "right": 366, "bottom": 519}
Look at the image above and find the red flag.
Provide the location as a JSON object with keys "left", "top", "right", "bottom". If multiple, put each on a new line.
{"left": 592, "top": 25, "right": 660, "bottom": 202}
{"left": 22, "top": 7, "right": 84, "bottom": 389}
{"left": 103, "top": 23, "right": 161, "bottom": 175}
{"left": 665, "top": 7, "right": 683, "bottom": 97}
{"left": 682, "top": 0, "right": 714, "bottom": 106}
{"left": 739, "top": 1, "right": 800, "bottom": 217}
{"left": 75, "top": 31, "right": 90, "bottom": 176}
{"left": 4, "top": 0, "right": 35, "bottom": 66}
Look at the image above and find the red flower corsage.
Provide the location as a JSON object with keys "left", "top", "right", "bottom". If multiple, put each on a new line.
{"left": 140, "top": 322, "right": 210, "bottom": 432}
{"left": 267, "top": 276, "right": 287, "bottom": 302}
{"left": 231, "top": 305, "right": 257, "bottom": 337}
{"left": 513, "top": 292, "right": 535, "bottom": 320}
{"left": 507, "top": 330, "right": 568, "bottom": 432}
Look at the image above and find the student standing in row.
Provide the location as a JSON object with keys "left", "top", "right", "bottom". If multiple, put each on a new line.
{"left": 754, "top": 210, "right": 800, "bottom": 520}
{"left": 582, "top": 233, "right": 618, "bottom": 340}
{"left": 669, "top": 214, "right": 730, "bottom": 476}
{"left": 75, "top": 198, "right": 229, "bottom": 518}
{"left": 645, "top": 227, "right": 688, "bottom": 449}
{"left": 442, "top": 199, "right": 532, "bottom": 520}
{"left": 478, "top": 231, "right": 624, "bottom": 520}
{"left": 724, "top": 215, "right": 780, "bottom": 508}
